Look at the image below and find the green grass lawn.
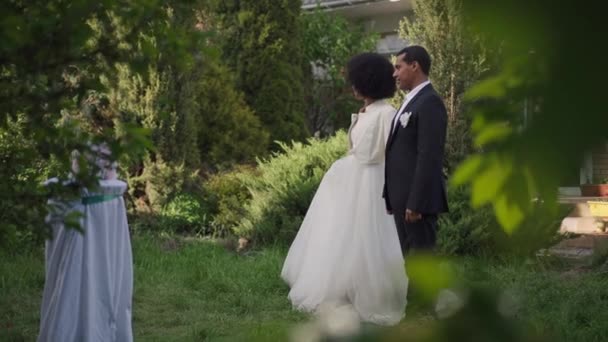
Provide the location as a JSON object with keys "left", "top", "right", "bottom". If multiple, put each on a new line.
{"left": 131, "top": 236, "right": 306, "bottom": 341}
{"left": 1, "top": 235, "right": 607, "bottom": 341}
{"left": 460, "top": 257, "right": 608, "bottom": 341}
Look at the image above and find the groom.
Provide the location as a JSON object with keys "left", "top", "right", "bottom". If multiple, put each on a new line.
{"left": 384, "top": 45, "right": 448, "bottom": 255}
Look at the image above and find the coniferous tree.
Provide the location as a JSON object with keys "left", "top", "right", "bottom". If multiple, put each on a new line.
{"left": 213, "top": 0, "right": 309, "bottom": 148}
{"left": 108, "top": 4, "right": 269, "bottom": 210}
{"left": 399, "top": 0, "right": 494, "bottom": 171}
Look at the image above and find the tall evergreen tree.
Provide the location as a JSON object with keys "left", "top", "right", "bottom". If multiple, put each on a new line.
{"left": 213, "top": 0, "right": 308, "bottom": 148}
{"left": 108, "top": 4, "right": 269, "bottom": 210}
{"left": 399, "top": 0, "right": 494, "bottom": 171}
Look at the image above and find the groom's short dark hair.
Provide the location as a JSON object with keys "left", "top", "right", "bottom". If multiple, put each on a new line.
{"left": 397, "top": 45, "right": 431, "bottom": 75}
{"left": 346, "top": 53, "right": 396, "bottom": 100}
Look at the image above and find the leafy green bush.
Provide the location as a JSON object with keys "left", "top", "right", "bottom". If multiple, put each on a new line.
{"left": 505, "top": 203, "right": 567, "bottom": 256}
{"left": 203, "top": 165, "right": 258, "bottom": 237}
{"left": 438, "top": 185, "right": 566, "bottom": 257}
{"left": 130, "top": 163, "right": 259, "bottom": 238}
{"left": 127, "top": 158, "right": 201, "bottom": 213}
{"left": 0, "top": 117, "right": 57, "bottom": 253}
{"left": 234, "top": 131, "right": 348, "bottom": 244}
{"left": 159, "top": 193, "right": 210, "bottom": 235}
{"left": 438, "top": 186, "right": 502, "bottom": 255}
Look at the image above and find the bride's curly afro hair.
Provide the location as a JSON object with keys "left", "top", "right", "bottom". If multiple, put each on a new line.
{"left": 346, "top": 52, "right": 396, "bottom": 100}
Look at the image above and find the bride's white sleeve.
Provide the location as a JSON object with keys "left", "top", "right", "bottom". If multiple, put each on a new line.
{"left": 352, "top": 110, "right": 391, "bottom": 165}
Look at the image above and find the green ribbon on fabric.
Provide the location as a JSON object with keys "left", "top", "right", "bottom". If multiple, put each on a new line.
{"left": 81, "top": 194, "right": 120, "bottom": 205}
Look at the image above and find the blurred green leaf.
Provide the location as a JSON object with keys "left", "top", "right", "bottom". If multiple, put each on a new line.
{"left": 493, "top": 194, "right": 525, "bottom": 234}
{"left": 465, "top": 74, "right": 511, "bottom": 100}
{"left": 474, "top": 122, "right": 512, "bottom": 147}
{"left": 451, "top": 154, "right": 483, "bottom": 186}
{"left": 406, "top": 254, "right": 455, "bottom": 301}
{"left": 470, "top": 154, "right": 511, "bottom": 207}
{"left": 453, "top": 0, "right": 608, "bottom": 235}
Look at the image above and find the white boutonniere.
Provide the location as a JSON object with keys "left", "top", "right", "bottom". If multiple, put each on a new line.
{"left": 399, "top": 112, "right": 412, "bottom": 128}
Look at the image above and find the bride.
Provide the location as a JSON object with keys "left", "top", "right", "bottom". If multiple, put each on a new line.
{"left": 281, "top": 52, "right": 408, "bottom": 325}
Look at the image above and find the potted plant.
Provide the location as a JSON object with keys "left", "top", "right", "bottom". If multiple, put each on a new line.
{"left": 580, "top": 176, "right": 608, "bottom": 197}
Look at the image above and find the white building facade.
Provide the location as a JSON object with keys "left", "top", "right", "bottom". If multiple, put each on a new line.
{"left": 301, "top": 0, "right": 413, "bottom": 56}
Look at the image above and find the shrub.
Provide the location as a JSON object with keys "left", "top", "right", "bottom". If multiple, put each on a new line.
{"left": 505, "top": 203, "right": 568, "bottom": 256}
{"left": 0, "top": 117, "right": 57, "bottom": 253}
{"left": 159, "top": 193, "right": 210, "bottom": 235}
{"left": 203, "top": 165, "right": 258, "bottom": 237}
{"left": 227, "top": 131, "right": 503, "bottom": 252}
{"left": 234, "top": 131, "right": 348, "bottom": 244}
{"left": 438, "top": 185, "right": 566, "bottom": 257}
{"left": 438, "top": 186, "right": 502, "bottom": 256}
{"left": 127, "top": 158, "right": 201, "bottom": 213}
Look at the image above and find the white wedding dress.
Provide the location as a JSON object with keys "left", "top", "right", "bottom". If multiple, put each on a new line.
{"left": 281, "top": 100, "right": 408, "bottom": 326}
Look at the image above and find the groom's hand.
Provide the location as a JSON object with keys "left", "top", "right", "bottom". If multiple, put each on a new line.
{"left": 405, "top": 209, "right": 422, "bottom": 223}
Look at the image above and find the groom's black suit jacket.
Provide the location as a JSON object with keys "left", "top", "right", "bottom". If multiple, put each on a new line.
{"left": 383, "top": 84, "right": 448, "bottom": 215}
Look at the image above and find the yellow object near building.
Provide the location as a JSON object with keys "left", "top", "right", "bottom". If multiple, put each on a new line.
{"left": 587, "top": 201, "right": 608, "bottom": 217}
